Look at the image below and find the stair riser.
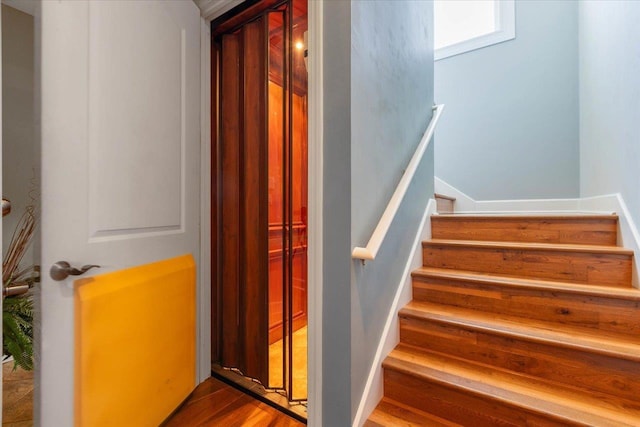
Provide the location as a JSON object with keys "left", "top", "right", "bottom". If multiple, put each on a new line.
{"left": 436, "top": 198, "right": 455, "bottom": 214}
{"left": 383, "top": 368, "right": 579, "bottom": 427}
{"left": 422, "top": 245, "right": 632, "bottom": 287}
{"left": 412, "top": 277, "right": 640, "bottom": 337}
{"left": 400, "top": 317, "right": 640, "bottom": 402}
{"left": 431, "top": 217, "right": 617, "bottom": 246}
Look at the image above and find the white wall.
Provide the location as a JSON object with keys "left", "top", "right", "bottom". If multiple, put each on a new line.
{"left": 579, "top": 1, "right": 640, "bottom": 229}
{"left": 435, "top": 0, "right": 580, "bottom": 200}
{"left": 2, "top": 4, "right": 38, "bottom": 269}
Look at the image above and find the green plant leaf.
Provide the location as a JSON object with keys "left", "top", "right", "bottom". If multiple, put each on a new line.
{"left": 3, "top": 294, "right": 34, "bottom": 371}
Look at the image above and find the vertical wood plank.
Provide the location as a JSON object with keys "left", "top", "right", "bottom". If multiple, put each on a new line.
{"left": 220, "top": 32, "right": 241, "bottom": 367}
{"left": 210, "top": 40, "right": 221, "bottom": 364}
{"left": 241, "top": 17, "right": 269, "bottom": 384}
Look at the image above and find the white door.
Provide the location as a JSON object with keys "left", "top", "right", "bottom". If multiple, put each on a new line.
{"left": 39, "top": 1, "right": 201, "bottom": 425}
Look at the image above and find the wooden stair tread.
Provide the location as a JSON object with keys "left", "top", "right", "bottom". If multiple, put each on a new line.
{"left": 366, "top": 397, "right": 461, "bottom": 427}
{"left": 400, "top": 301, "right": 640, "bottom": 361}
{"left": 434, "top": 193, "right": 456, "bottom": 201}
{"left": 412, "top": 267, "right": 640, "bottom": 301}
{"left": 432, "top": 214, "right": 617, "bottom": 220}
{"left": 384, "top": 346, "right": 640, "bottom": 426}
{"left": 425, "top": 239, "right": 634, "bottom": 256}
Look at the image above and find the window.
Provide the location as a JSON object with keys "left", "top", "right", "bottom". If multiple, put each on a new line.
{"left": 434, "top": 0, "right": 515, "bottom": 60}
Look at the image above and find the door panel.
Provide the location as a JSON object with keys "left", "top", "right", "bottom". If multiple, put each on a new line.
{"left": 39, "top": 1, "right": 201, "bottom": 425}
{"left": 217, "top": 17, "right": 270, "bottom": 386}
{"left": 241, "top": 17, "right": 269, "bottom": 382}
{"left": 87, "top": 1, "right": 183, "bottom": 236}
{"left": 219, "top": 31, "right": 241, "bottom": 368}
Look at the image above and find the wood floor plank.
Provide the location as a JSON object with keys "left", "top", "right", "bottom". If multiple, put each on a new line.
{"left": 163, "top": 377, "right": 304, "bottom": 426}
{"left": 3, "top": 364, "right": 34, "bottom": 426}
{"left": 180, "top": 376, "right": 232, "bottom": 405}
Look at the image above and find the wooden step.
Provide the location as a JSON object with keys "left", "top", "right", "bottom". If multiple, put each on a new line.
{"left": 399, "top": 302, "right": 640, "bottom": 402}
{"left": 365, "top": 397, "right": 461, "bottom": 427}
{"left": 382, "top": 346, "right": 640, "bottom": 427}
{"left": 431, "top": 214, "right": 618, "bottom": 245}
{"left": 411, "top": 267, "right": 640, "bottom": 337}
{"left": 434, "top": 193, "right": 455, "bottom": 214}
{"left": 422, "top": 239, "right": 633, "bottom": 287}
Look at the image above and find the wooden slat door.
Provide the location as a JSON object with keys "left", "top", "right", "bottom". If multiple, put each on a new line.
{"left": 217, "top": 17, "right": 269, "bottom": 385}
{"left": 241, "top": 17, "right": 269, "bottom": 382}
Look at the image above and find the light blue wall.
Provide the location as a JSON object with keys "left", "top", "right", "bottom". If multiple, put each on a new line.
{"left": 579, "top": 1, "right": 640, "bottom": 228}
{"left": 322, "top": 1, "right": 434, "bottom": 424}
{"left": 435, "top": 0, "right": 580, "bottom": 200}
{"left": 350, "top": 0, "right": 433, "bottom": 422}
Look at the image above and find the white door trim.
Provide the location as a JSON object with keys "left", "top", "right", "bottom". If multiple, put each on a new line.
{"left": 198, "top": 17, "right": 212, "bottom": 383}
{"left": 307, "top": 0, "right": 323, "bottom": 425}
{"left": 0, "top": 4, "right": 4, "bottom": 422}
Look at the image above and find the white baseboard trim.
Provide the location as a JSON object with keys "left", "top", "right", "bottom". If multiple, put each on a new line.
{"left": 352, "top": 199, "right": 437, "bottom": 427}
{"left": 434, "top": 177, "right": 611, "bottom": 214}
{"left": 434, "top": 177, "right": 475, "bottom": 211}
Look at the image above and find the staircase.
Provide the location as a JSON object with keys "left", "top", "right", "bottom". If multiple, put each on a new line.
{"left": 366, "top": 214, "right": 640, "bottom": 426}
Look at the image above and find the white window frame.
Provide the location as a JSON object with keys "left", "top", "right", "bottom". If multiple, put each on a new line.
{"left": 435, "top": 0, "right": 515, "bottom": 61}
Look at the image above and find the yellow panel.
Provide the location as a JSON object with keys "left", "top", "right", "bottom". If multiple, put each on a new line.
{"left": 74, "top": 254, "right": 196, "bottom": 427}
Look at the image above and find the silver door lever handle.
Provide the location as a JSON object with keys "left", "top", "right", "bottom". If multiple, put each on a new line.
{"left": 50, "top": 261, "right": 100, "bottom": 281}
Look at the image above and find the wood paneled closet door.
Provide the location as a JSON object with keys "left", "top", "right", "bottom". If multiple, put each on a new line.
{"left": 215, "top": 16, "right": 269, "bottom": 385}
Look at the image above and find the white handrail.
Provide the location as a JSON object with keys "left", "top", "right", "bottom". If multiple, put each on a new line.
{"left": 352, "top": 104, "right": 445, "bottom": 262}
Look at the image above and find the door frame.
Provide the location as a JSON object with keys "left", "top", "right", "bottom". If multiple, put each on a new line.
{"left": 198, "top": 1, "right": 323, "bottom": 425}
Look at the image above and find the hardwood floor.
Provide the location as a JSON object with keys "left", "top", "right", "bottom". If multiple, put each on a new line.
{"left": 3, "top": 362, "right": 303, "bottom": 426}
{"left": 163, "top": 377, "right": 304, "bottom": 426}
{"left": 2, "top": 362, "right": 34, "bottom": 426}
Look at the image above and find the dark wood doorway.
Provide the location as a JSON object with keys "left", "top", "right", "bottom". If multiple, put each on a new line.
{"left": 210, "top": 0, "right": 309, "bottom": 404}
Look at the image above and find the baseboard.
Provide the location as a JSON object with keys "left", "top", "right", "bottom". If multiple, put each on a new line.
{"left": 352, "top": 199, "right": 436, "bottom": 427}
{"left": 434, "top": 177, "right": 475, "bottom": 211}
{"left": 435, "top": 177, "right": 611, "bottom": 214}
